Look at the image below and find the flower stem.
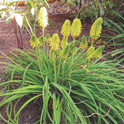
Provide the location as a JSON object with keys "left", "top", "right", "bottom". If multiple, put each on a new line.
{"left": 50, "top": 49, "right": 52, "bottom": 61}
{"left": 53, "top": 52, "right": 57, "bottom": 83}
{"left": 34, "top": 16, "right": 37, "bottom": 34}
{"left": 57, "top": 58, "right": 61, "bottom": 83}
{"left": 62, "top": 59, "right": 64, "bottom": 76}
{"left": 47, "top": 42, "right": 49, "bottom": 58}
{"left": 36, "top": 47, "right": 44, "bottom": 81}
{"left": 42, "top": 28, "right": 45, "bottom": 53}
{"left": 69, "top": 38, "right": 75, "bottom": 78}
{"left": 26, "top": 17, "right": 33, "bottom": 35}
{"left": 87, "top": 60, "right": 89, "bottom": 70}
{"left": 91, "top": 40, "right": 94, "bottom": 46}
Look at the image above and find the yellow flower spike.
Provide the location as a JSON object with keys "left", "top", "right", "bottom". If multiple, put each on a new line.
{"left": 51, "top": 33, "right": 60, "bottom": 44}
{"left": 80, "top": 35, "right": 88, "bottom": 51}
{"left": 51, "top": 44, "right": 59, "bottom": 51}
{"left": 93, "top": 45, "right": 105, "bottom": 59}
{"left": 61, "top": 20, "right": 71, "bottom": 37}
{"left": 86, "top": 46, "right": 95, "bottom": 60}
{"left": 38, "top": 7, "right": 48, "bottom": 28}
{"left": 90, "top": 17, "right": 103, "bottom": 41}
{"left": 45, "top": 33, "right": 51, "bottom": 43}
{"left": 38, "top": 35, "right": 43, "bottom": 46}
{"left": 71, "top": 18, "right": 82, "bottom": 38}
{"left": 30, "top": 35, "right": 39, "bottom": 48}
{"left": 50, "top": 33, "right": 60, "bottom": 51}
{"left": 60, "top": 45, "right": 70, "bottom": 59}
{"left": 61, "top": 37, "right": 68, "bottom": 49}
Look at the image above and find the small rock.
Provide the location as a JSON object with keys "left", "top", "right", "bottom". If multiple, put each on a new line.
{"left": 61, "top": 9, "right": 66, "bottom": 14}
{"left": 29, "top": 115, "right": 31, "bottom": 119}
{"left": 56, "top": 8, "right": 61, "bottom": 13}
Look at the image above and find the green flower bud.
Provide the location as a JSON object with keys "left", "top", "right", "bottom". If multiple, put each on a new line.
{"left": 86, "top": 46, "right": 95, "bottom": 60}
{"left": 59, "top": 45, "right": 70, "bottom": 59}
{"left": 69, "top": 42, "right": 77, "bottom": 54}
{"left": 30, "top": 35, "right": 39, "bottom": 48}
{"left": 38, "top": 35, "right": 43, "bottom": 46}
{"left": 61, "top": 20, "right": 70, "bottom": 37}
{"left": 80, "top": 35, "right": 88, "bottom": 51}
{"left": 61, "top": 37, "right": 68, "bottom": 49}
{"left": 93, "top": 45, "right": 105, "bottom": 59}
{"left": 45, "top": 33, "right": 51, "bottom": 43}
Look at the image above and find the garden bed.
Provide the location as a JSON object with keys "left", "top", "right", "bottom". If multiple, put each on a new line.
{"left": 0, "top": 1, "right": 124, "bottom": 124}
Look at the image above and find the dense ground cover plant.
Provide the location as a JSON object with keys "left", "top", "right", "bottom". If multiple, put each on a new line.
{"left": 68, "top": 0, "right": 124, "bottom": 31}
{"left": 102, "top": 12, "right": 124, "bottom": 50}
{"left": 0, "top": 6, "right": 124, "bottom": 124}
{"left": 78, "top": 0, "right": 118, "bottom": 27}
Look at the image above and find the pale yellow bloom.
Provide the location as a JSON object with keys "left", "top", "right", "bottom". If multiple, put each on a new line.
{"left": 50, "top": 33, "right": 60, "bottom": 51}
{"left": 50, "top": 44, "right": 59, "bottom": 51}
{"left": 38, "top": 7, "right": 48, "bottom": 28}
{"left": 90, "top": 18, "right": 103, "bottom": 41}
{"left": 61, "top": 20, "right": 70, "bottom": 37}
{"left": 71, "top": 18, "right": 82, "bottom": 38}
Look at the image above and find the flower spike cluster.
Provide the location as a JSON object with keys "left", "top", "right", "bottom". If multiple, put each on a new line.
{"left": 35, "top": 8, "right": 104, "bottom": 62}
